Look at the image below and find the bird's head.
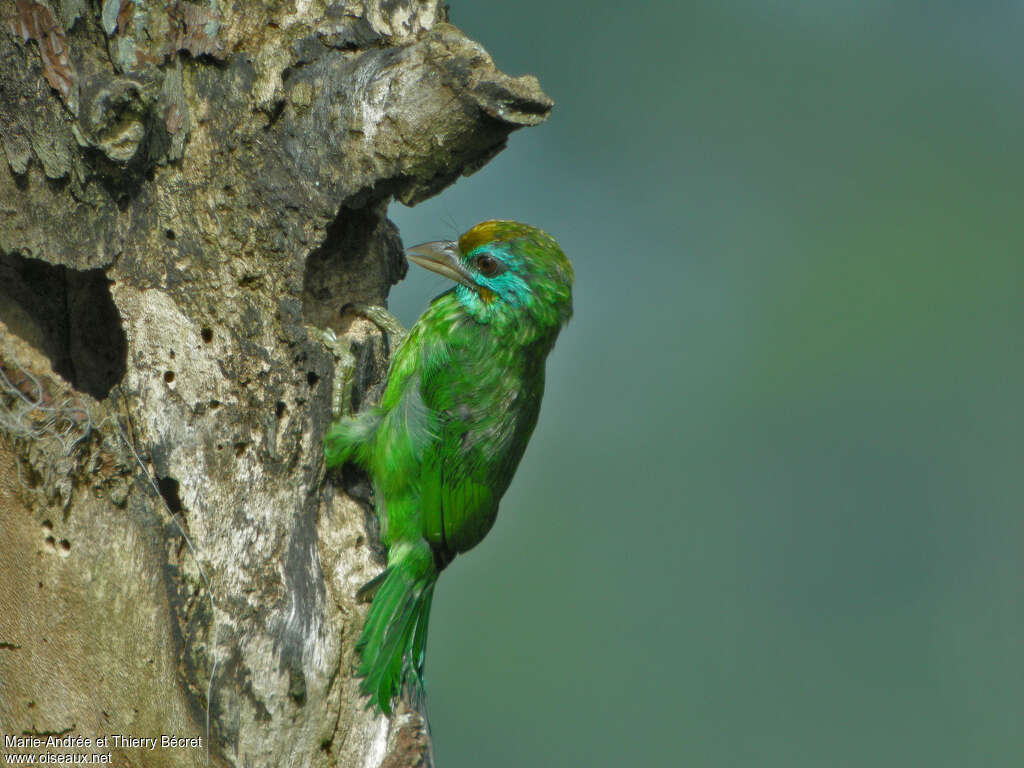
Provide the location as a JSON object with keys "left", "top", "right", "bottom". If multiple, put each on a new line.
{"left": 406, "top": 220, "right": 574, "bottom": 332}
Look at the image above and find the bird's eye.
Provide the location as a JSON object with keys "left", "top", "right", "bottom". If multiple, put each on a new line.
{"left": 475, "top": 254, "right": 501, "bottom": 277}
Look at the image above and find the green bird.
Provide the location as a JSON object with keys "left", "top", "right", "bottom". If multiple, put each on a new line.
{"left": 323, "top": 220, "right": 573, "bottom": 714}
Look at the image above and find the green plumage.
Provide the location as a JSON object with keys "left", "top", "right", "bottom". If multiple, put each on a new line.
{"left": 324, "top": 220, "right": 573, "bottom": 714}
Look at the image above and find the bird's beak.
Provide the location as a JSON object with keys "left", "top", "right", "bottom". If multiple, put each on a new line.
{"left": 406, "top": 241, "right": 476, "bottom": 289}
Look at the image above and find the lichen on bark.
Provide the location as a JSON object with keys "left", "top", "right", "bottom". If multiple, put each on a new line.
{"left": 0, "top": 2, "right": 551, "bottom": 766}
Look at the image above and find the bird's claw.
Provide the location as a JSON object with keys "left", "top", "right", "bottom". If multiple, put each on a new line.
{"left": 307, "top": 325, "right": 357, "bottom": 418}
{"left": 309, "top": 305, "right": 406, "bottom": 419}
{"left": 340, "top": 303, "right": 407, "bottom": 355}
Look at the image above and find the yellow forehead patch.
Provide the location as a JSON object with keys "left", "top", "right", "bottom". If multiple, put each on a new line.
{"left": 457, "top": 221, "right": 502, "bottom": 254}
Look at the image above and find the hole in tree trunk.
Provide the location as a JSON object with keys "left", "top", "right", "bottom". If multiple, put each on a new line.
{"left": 156, "top": 475, "right": 183, "bottom": 514}
{"left": 0, "top": 252, "right": 127, "bottom": 400}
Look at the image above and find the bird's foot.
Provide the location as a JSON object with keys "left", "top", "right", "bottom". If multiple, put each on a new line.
{"left": 308, "top": 305, "right": 406, "bottom": 419}
{"left": 307, "top": 325, "right": 357, "bottom": 419}
{"left": 340, "top": 303, "right": 407, "bottom": 355}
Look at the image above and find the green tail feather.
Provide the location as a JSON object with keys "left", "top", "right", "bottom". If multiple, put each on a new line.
{"left": 356, "top": 546, "right": 437, "bottom": 714}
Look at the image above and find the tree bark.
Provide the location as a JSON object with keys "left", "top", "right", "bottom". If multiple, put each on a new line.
{"left": 0, "top": 2, "right": 551, "bottom": 766}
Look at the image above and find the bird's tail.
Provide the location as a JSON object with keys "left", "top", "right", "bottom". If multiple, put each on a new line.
{"left": 356, "top": 544, "right": 437, "bottom": 714}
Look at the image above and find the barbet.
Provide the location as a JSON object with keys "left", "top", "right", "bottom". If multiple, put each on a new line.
{"left": 324, "top": 220, "right": 573, "bottom": 714}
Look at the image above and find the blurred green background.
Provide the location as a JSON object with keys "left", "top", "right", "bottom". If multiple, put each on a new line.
{"left": 387, "top": 2, "right": 1024, "bottom": 766}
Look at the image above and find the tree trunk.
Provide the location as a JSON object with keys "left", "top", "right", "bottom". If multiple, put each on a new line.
{"left": 0, "top": 2, "right": 550, "bottom": 766}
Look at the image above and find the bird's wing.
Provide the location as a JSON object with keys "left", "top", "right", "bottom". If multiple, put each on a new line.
{"left": 416, "top": 336, "right": 500, "bottom": 556}
{"left": 371, "top": 292, "right": 501, "bottom": 556}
